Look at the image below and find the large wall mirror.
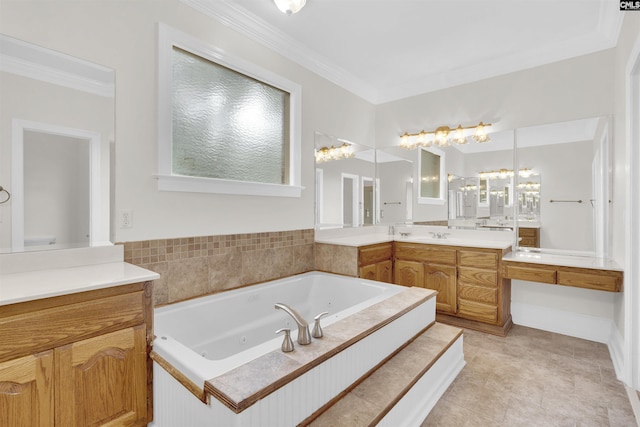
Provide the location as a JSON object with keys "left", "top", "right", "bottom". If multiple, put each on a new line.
{"left": 515, "top": 116, "right": 611, "bottom": 257}
{"left": 314, "top": 116, "right": 613, "bottom": 259}
{"left": 314, "top": 132, "right": 376, "bottom": 229}
{"left": 376, "top": 129, "right": 516, "bottom": 227}
{"left": 0, "top": 34, "right": 115, "bottom": 253}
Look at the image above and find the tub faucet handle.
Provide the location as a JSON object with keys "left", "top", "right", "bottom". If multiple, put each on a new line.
{"left": 276, "top": 328, "right": 294, "bottom": 353}
{"left": 312, "top": 312, "right": 329, "bottom": 338}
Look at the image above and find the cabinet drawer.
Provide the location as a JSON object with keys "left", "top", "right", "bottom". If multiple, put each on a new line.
{"left": 0, "top": 291, "right": 145, "bottom": 362}
{"left": 519, "top": 237, "right": 538, "bottom": 247}
{"left": 359, "top": 244, "right": 392, "bottom": 266}
{"left": 457, "top": 299, "right": 498, "bottom": 324}
{"left": 457, "top": 250, "right": 498, "bottom": 269}
{"left": 519, "top": 228, "right": 538, "bottom": 237}
{"left": 395, "top": 243, "right": 456, "bottom": 265}
{"left": 504, "top": 264, "right": 556, "bottom": 284}
{"left": 557, "top": 270, "right": 622, "bottom": 292}
{"left": 458, "top": 267, "right": 497, "bottom": 288}
{"left": 458, "top": 283, "right": 498, "bottom": 304}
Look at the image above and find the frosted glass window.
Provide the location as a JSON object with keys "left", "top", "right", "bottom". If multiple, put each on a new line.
{"left": 171, "top": 47, "right": 289, "bottom": 185}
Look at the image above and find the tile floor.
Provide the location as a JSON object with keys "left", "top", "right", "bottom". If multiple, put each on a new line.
{"left": 422, "top": 325, "right": 638, "bottom": 427}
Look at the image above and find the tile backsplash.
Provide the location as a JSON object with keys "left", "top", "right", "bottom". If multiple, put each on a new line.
{"left": 121, "top": 229, "right": 315, "bottom": 306}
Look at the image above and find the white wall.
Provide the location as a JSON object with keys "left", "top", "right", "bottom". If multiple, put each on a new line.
{"left": 612, "top": 12, "right": 640, "bottom": 389}
{"left": 0, "top": 1, "right": 376, "bottom": 242}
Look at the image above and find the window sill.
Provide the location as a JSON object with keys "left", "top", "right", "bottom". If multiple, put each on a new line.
{"left": 156, "top": 174, "right": 303, "bottom": 198}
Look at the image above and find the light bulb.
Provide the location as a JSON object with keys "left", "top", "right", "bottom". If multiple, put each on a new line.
{"left": 274, "top": 0, "right": 306, "bottom": 15}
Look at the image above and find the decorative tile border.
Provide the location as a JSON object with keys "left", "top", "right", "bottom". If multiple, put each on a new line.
{"left": 118, "top": 229, "right": 315, "bottom": 306}
{"left": 122, "top": 229, "right": 314, "bottom": 265}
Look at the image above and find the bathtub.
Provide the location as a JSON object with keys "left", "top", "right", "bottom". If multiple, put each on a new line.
{"left": 151, "top": 271, "right": 441, "bottom": 427}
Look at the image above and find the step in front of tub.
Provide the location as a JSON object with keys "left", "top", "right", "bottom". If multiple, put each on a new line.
{"left": 300, "top": 322, "right": 465, "bottom": 427}
{"left": 204, "top": 286, "right": 437, "bottom": 414}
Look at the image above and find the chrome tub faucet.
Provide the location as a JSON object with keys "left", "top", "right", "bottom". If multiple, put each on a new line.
{"left": 275, "top": 303, "right": 312, "bottom": 345}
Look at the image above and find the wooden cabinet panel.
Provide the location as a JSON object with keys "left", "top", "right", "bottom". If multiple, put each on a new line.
{"left": 425, "top": 264, "right": 457, "bottom": 314}
{"left": 457, "top": 250, "right": 498, "bottom": 269}
{"left": 458, "top": 300, "right": 498, "bottom": 324}
{"left": 358, "top": 243, "right": 392, "bottom": 266}
{"left": 458, "top": 283, "right": 498, "bottom": 305}
{"left": 1, "top": 282, "right": 152, "bottom": 427}
{"left": 394, "top": 243, "right": 456, "bottom": 265}
{"left": 0, "top": 351, "right": 54, "bottom": 427}
{"left": 503, "top": 261, "right": 622, "bottom": 292}
{"left": 55, "top": 326, "right": 147, "bottom": 427}
{"left": 394, "top": 260, "right": 423, "bottom": 288}
{"left": 557, "top": 270, "right": 622, "bottom": 292}
{"left": 358, "top": 243, "right": 393, "bottom": 283}
{"left": 0, "top": 291, "right": 145, "bottom": 363}
{"left": 503, "top": 264, "right": 556, "bottom": 284}
{"left": 376, "top": 260, "right": 393, "bottom": 283}
{"left": 458, "top": 267, "right": 497, "bottom": 288}
{"left": 518, "top": 227, "right": 540, "bottom": 248}
{"left": 359, "top": 264, "right": 377, "bottom": 281}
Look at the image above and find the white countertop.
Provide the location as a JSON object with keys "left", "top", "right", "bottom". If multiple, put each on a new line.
{"left": 315, "top": 226, "right": 513, "bottom": 250}
{"left": 315, "top": 234, "right": 394, "bottom": 247}
{"left": 502, "top": 251, "right": 623, "bottom": 271}
{"left": 0, "top": 262, "right": 160, "bottom": 306}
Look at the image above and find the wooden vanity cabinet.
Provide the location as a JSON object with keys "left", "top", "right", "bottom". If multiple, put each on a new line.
{"left": 358, "top": 242, "right": 393, "bottom": 283}
{"left": 394, "top": 243, "right": 457, "bottom": 315}
{"left": 394, "top": 242, "right": 512, "bottom": 336}
{"left": 0, "top": 282, "right": 153, "bottom": 427}
{"left": 518, "top": 227, "right": 540, "bottom": 248}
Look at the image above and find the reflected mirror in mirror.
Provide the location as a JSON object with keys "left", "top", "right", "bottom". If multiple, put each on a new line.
{"left": 0, "top": 34, "right": 115, "bottom": 253}
{"left": 515, "top": 116, "right": 611, "bottom": 256}
{"left": 314, "top": 132, "right": 376, "bottom": 229}
{"left": 377, "top": 129, "right": 515, "bottom": 227}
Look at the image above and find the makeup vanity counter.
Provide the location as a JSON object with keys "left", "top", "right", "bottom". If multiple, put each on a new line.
{"left": 502, "top": 250, "right": 623, "bottom": 292}
{"left": 0, "top": 246, "right": 159, "bottom": 426}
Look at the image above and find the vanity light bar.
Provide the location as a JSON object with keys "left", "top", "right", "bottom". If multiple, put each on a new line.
{"left": 479, "top": 168, "right": 535, "bottom": 180}
{"left": 400, "top": 122, "right": 491, "bottom": 149}
{"left": 314, "top": 143, "right": 354, "bottom": 163}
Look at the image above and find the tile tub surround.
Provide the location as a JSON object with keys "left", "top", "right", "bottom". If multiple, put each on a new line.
{"left": 120, "top": 229, "right": 315, "bottom": 305}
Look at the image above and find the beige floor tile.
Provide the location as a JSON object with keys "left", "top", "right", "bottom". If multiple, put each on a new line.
{"left": 421, "top": 325, "right": 639, "bottom": 427}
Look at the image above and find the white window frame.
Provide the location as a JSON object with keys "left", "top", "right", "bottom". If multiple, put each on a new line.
{"left": 417, "top": 146, "right": 446, "bottom": 205}
{"left": 156, "top": 23, "right": 302, "bottom": 197}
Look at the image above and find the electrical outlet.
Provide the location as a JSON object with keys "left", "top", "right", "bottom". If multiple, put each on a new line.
{"left": 120, "top": 209, "right": 133, "bottom": 229}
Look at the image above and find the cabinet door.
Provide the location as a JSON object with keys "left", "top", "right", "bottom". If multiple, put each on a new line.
{"left": 376, "top": 260, "right": 393, "bottom": 283}
{"left": 394, "top": 259, "right": 424, "bottom": 287}
{"left": 359, "top": 264, "right": 378, "bottom": 281}
{"left": 55, "top": 326, "right": 148, "bottom": 427}
{"left": 0, "top": 351, "right": 54, "bottom": 427}
{"left": 425, "top": 264, "right": 457, "bottom": 314}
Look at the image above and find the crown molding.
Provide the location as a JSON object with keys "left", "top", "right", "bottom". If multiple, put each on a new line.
{"left": 180, "top": 0, "right": 378, "bottom": 102}
{"left": 0, "top": 34, "right": 114, "bottom": 98}
{"left": 181, "top": 0, "right": 624, "bottom": 105}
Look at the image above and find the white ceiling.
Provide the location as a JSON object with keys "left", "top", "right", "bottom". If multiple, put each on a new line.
{"left": 182, "top": 0, "right": 623, "bottom": 104}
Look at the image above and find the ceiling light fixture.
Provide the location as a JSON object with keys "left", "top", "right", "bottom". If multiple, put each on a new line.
{"left": 399, "top": 122, "right": 492, "bottom": 149}
{"left": 273, "top": 0, "right": 306, "bottom": 15}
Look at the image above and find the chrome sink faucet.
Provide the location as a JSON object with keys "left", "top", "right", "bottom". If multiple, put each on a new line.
{"left": 430, "top": 232, "right": 450, "bottom": 239}
{"left": 274, "top": 303, "right": 312, "bottom": 345}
